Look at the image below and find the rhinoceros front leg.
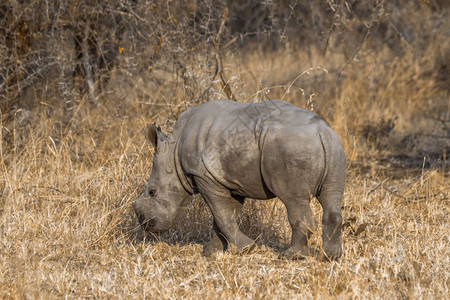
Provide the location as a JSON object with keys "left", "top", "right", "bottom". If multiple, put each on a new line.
{"left": 203, "top": 221, "right": 227, "bottom": 256}
{"left": 195, "top": 177, "right": 254, "bottom": 253}
{"left": 203, "top": 195, "right": 245, "bottom": 256}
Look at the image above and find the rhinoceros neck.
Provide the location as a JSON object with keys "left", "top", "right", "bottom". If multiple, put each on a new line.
{"left": 173, "top": 135, "right": 195, "bottom": 194}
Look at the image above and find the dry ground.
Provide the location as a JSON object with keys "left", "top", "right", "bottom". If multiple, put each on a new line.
{"left": 1, "top": 43, "right": 449, "bottom": 298}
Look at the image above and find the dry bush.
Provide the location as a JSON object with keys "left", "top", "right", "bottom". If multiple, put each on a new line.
{"left": 1, "top": 0, "right": 449, "bottom": 298}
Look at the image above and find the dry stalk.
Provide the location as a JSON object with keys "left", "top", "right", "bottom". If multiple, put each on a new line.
{"left": 214, "top": 7, "right": 236, "bottom": 101}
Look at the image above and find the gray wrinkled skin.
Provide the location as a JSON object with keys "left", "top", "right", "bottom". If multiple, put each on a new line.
{"left": 133, "top": 99, "right": 347, "bottom": 260}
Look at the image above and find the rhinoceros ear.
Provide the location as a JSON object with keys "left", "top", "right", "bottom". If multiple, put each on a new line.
{"left": 145, "top": 124, "right": 167, "bottom": 149}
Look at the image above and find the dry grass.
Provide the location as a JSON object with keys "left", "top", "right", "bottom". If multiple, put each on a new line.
{"left": 1, "top": 27, "right": 449, "bottom": 299}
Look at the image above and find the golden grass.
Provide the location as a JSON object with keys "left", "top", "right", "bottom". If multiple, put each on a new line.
{"left": 1, "top": 42, "right": 449, "bottom": 298}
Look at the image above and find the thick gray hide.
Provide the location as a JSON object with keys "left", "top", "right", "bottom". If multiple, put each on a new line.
{"left": 134, "top": 100, "right": 347, "bottom": 260}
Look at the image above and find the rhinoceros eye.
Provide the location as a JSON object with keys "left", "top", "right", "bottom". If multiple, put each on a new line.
{"left": 148, "top": 189, "right": 156, "bottom": 197}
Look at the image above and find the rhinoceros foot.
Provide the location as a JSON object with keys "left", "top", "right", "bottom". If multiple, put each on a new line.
{"left": 280, "top": 246, "right": 310, "bottom": 260}
{"left": 237, "top": 242, "right": 257, "bottom": 255}
{"left": 202, "top": 238, "right": 226, "bottom": 257}
{"left": 323, "top": 243, "right": 343, "bottom": 261}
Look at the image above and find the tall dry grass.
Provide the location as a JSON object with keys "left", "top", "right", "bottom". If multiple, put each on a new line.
{"left": 1, "top": 43, "right": 448, "bottom": 298}
{"left": 1, "top": 1, "right": 449, "bottom": 298}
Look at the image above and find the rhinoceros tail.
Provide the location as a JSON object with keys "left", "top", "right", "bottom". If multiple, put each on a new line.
{"left": 316, "top": 132, "right": 329, "bottom": 197}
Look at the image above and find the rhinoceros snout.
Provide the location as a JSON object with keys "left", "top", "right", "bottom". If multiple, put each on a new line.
{"left": 133, "top": 198, "right": 155, "bottom": 230}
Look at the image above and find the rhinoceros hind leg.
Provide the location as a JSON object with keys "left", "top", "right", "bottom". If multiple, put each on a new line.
{"left": 317, "top": 187, "right": 343, "bottom": 261}
{"left": 280, "top": 196, "right": 316, "bottom": 259}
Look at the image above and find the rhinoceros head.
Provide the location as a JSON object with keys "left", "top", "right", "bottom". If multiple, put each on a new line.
{"left": 133, "top": 124, "right": 190, "bottom": 233}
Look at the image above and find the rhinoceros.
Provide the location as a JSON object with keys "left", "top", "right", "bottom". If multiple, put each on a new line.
{"left": 133, "top": 99, "right": 347, "bottom": 260}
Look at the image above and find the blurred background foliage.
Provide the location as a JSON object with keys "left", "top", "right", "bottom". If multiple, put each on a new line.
{"left": 0, "top": 0, "right": 448, "bottom": 160}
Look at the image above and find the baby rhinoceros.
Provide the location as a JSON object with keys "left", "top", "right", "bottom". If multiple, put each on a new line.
{"left": 133, "top": 99, "right": 347, "bottom": 260}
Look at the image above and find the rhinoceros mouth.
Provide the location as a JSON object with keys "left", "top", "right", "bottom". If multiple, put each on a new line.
{"left": 138, "top": 215, "right": 157, "bottom": 232}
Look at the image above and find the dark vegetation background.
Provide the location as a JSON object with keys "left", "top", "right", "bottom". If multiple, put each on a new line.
{"left": 1, "top": 0, "right": 448, "bottom": 163}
